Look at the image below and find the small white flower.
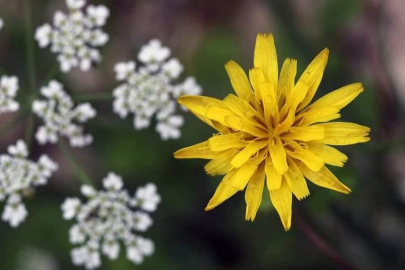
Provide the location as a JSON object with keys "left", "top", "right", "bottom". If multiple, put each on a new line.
{"left": 35, "top": 24, "right": 53, "bottom": 48}
{"left": 66, "top": 0, "right": 86, "bottom": 10}
{"left": 7, "top": 140, "right": 28, "bottom": 157}
{"left": 138, "top": 39, "right": 170, "bottom": 67}
{"left": 156, "top": 115, "right": 184, "bottom": 140}
{"left": 1, "top": 194, "right": 28, "bottom": 227}
{"left": 62, "top": 198, "right": 81, "bottom": 220}
{"left": 162, "top": 58, "right": 183, "bottom": 79}
{"left": 0, "top": 76, "right": 20, "bottom": 114}
{"left": 35, "top": 0, "right": 109, "bottom": 72}
{"left": 33, "top": 81, "right": 96, "bottom": 148}
{"left": 103, "top": 173, "right": 123, "bottom": 191}
{"left": 80, "top": 185, "right": 96, "bottom": 197}
{"left": 102, "top": 240, "right": 120, "bottom": 260}
{"left": 114, "top": 62, "right": 136, "bottom": 81}
{"left": 135, "top": 183, "right": 161, "bottom": 212}
{"left": 63, "top": 173, "right": 160, "bottom": 269}
{"left": 69, "top": 224, "right": 86, "bottom": 243}
{"left": 86, "top": 5, "right": 110, "bottom": 26}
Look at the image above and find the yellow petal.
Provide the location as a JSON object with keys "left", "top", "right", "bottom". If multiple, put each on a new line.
{"left": 245, "top": 164, "right": 265, "bottom": 221}
{"left": 206, "top": 106, "right": 236, "bottom": 126}
{"left": 205, "top": 162, "right": 257, "bottom": 211}
{"left": 225, "top": 60, "right": 253, "bottom": 100}
{"left": 296, "top": 106, "right": 340, "bottom": 126}
{"left": 231, "top": 140, "right": 268, "bottom": 168}
{"left": 208, "top": 134, "right": 247, "bottom": 152}
{"left": 223, "top": 94, "right": 263, "bottom": 122}
{"left": 281, "top": 126, "right": 325, "bottom": 142}
{"left": 297, "top": 48, "right": 329, "bottom": 111}
{"left": 314, "top": 122, "right": 370, "bottom": 145}
{"left": 268, "top": 137, "right": 288, "bottom": 175}
{"left": 265, "top": 157, "right": 282, "bottom": 190}
{"left": 269, "top": 179, "right": 292, "bottom": 231}
{"left": 249, "top": 68, "right": 265, "bottom": 101}
{"left": 307, "top": 142, "right": 348, "bottom": 167}
{"left": 261, "top": 81, "right": 279, "bottom": 127}
{"left": 174, "top": 141, "right": 219, "bottom": 159}
{"left": 306, "top": 83, "right": 363, "bottom": 111}
{"left": 285, "top": 141, "right": 324, "bottom": 172}
{"left": 204, "top": 150, "right": 237, "bottom": 176}
{"left": 232, "top": 161, "right": 258, "bottom": 190}
{"left": 254, "top": 33, "right": 278, "bottom": 91}
{"left": 225, "top": 116, "right": 268, "bottom": 138}
{"left": 177, "top": 95, "right": 225, "bottom": 129}
{"left": 298, "top": 163, "right": 351, "bottom": 194}
{"left": 278, "top": 58, "right": 297, "bottom": 105}
{"left": 205, "top": 170, "right": 238, "bottom": 211}
{"left": 284, "top": 77, "right": 308, "bottom": 112}
{"left": 285, "top": 159, "right": 310, "bottom": 200}
{"left": 274, "top": 109, "right": 295, "bottom": 135}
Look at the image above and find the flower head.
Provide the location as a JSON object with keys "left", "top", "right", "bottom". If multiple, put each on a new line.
{"left": 35, "top": 0, "right": 109, "bottom": 72}
{"left": 32, "top": 80, "right": 96, "bottom": 147}
{"left": 62, "top": 173, "right": 160, "bottom": 269}
{"left": 174, "top": 33, "right": 370, "bottom": 230}
{"left": 0, "top": 140, "right": 58, "bottom": 227}
{"left": 112, "top": 39, "right": 202, "bottom": 140}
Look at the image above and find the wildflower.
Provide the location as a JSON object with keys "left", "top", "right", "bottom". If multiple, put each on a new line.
{"left": 61, "top": 173, "right": 160, "bottom": 269}
{"left": 32, "top": 80, "right": 96, "bottom": 147}
{"left": 174, "top": 33, "right": 370, "bottom": 230}
{"left": 112, "top": 39, "right": 202, "bottom": 140}
{"left": 0, "top": 76, "right": 20, "bottom": 114}
{"left": 35, "top": 0, "right": 109, "bottom": 72}
{"left": 0, "top": 140, "right": 58, "bottom": 227}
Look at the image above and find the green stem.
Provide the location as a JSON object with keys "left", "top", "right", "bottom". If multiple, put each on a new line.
{"left": 58, "top": 140, "right": 93, "bottom": 185}
{"left": 73, "top": 93, "right": 113, "bottom": 102}
{"left": 23, "top": 0, "right": 37, "bottom": 149}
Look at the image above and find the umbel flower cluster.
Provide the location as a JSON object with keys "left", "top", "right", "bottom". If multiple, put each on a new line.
{"left": 0, "top": 76, "right": 19, "bottom": 114}
{"left": 0, "top": 140, "right": 58, "bottom": 227}
{"left": 32, "top": 80, "right": 96, "bottom": 147}
{"left": 175, "top": 33, "right": 370, "bottom": 230}
{"left": 62, "top": 173, "right": 161, "bottom": 269}
{"left": 113, "top": 39, "right": 202, "bottom": 140}
{"left": 35, "top": 0, "right": 109, "bottom": 72}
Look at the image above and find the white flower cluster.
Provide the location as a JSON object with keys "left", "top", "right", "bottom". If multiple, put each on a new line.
{"left": 61, "top": 173, "right": 161, "bottom": 269}
{"left": 0, "top": 140, "right": 58, "bottom": 227}
{"left": 35, "top": 0, "right": 109, "bottom": 72}
{"left": 0, "top": 76, "right": 19, "bottom": 113}
{"left": 0, "top": 18, "right": 3, "bottom": 31}
{"left": 113, "top": 39, "right": 202, "bottom": 140}
{"left": 32, "top": 80, "right": 96, "bottom": 147}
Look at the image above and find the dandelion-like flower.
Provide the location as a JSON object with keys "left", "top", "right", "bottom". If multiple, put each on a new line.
{"left": 0, "top": 75, "right": 20, "bottom": 113}
{"left": 174, "top": 33, "right": 370, "bottom": 230}
{"left": 35, "top": 0, "right": 109, "bottom": 72}
{"left": 0, "top": 140, "right": 58, "bottom": 227}
{"left": 113, "top": 39, "right": 202, "bottom": 140}
{"left": 61, "top": 173, "right": 161, "bottom": 269}
{"left": 32, "top": 80, "right": 96, "bottom": 147}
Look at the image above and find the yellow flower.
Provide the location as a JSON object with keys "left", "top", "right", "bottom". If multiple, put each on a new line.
{"left": 174, "top": 33, "right": 370, "bottom": 231}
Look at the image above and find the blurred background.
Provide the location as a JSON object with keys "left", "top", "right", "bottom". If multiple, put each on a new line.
{"left": 0, "top": 0, "right": 403, "bottom": 269}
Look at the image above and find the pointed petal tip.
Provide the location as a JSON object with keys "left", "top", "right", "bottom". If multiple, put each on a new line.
{"left": 297, "top": 192, "right": 310, "bottom": 201}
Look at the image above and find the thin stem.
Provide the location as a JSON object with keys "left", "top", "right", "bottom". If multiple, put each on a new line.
{"left": 23, "top": 0, "right": 37, "bottom": 149}
{"left": 58, "top": 139, "right": 93, "bottom": 185}
{"left": 294, "top": 214, "right": 354, "bottom": 270}
{"left": 24, "top": 0, "right": 37, "bottom": 93}
{"left": 73, "top": 93, "right": 113, "bottom": 102}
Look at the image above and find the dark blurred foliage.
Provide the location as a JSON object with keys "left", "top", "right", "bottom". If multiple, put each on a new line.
{"left": 1, "top": 0, "right": 405, "bottom": 269}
